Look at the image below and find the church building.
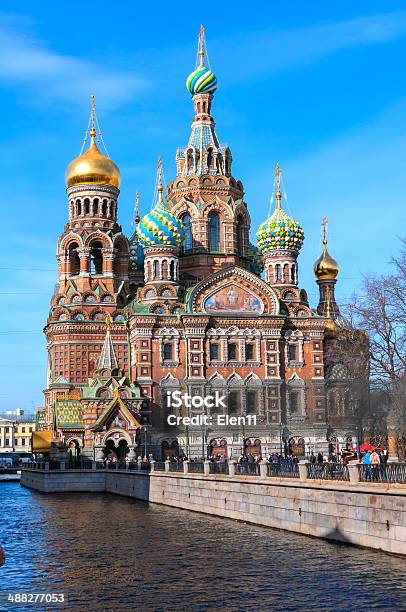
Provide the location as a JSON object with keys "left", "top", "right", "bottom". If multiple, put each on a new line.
{"left": 40, "top": 28, "right": 365, "bottom": 461}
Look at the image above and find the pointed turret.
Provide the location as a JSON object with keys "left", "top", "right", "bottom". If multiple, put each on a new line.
{"left": 97, "top": 314, "right": 119, "bottom": 371}
{"left": 314, "top": 217, "right": 340, "bottom": 322}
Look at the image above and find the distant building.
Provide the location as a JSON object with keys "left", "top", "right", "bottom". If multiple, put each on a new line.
{"left": 0, "top": 417, "right": 35, "bottom": 452}
{"left": 41, "top": 28, "right": 368, "bottom": 461}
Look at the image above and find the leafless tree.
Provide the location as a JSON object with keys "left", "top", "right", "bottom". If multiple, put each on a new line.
{"left": 345, "top": 238, "right": 406, "bottom": 456}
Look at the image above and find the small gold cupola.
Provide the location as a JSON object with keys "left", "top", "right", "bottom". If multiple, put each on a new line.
{"left": 65, "top": 96, "right": 120, "bottom": 189}
{"left": 313, "top": 216, "right": 339, "bottom": 280}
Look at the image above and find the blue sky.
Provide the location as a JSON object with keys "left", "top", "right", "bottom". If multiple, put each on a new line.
{"left": 0, "top": 1, "right": 405, "bottom": 415}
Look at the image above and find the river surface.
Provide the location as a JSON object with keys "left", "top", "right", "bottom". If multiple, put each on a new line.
{"left": 0, "top": 482, "right": 405, "bottom": 611}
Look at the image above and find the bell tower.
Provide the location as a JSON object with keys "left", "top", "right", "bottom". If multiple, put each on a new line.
{"left": 166, "top": 26, "right": 254, "bottom": 283}
{"left": 44, "top": 97, "right": 131, "bottom": 409}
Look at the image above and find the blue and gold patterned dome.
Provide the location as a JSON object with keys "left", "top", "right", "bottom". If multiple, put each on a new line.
{"left": 257, "top": 207, "right": 304, "bottom": 255}
{"left": 256, "top": 165, "right": 304, "bottom": 255}
{"left": 137, "top": 185, "right": 184, "bottom": 248}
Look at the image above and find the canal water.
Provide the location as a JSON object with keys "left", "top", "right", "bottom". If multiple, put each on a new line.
{"left": 0, "top": 482, "right": 405, "bottom": 611}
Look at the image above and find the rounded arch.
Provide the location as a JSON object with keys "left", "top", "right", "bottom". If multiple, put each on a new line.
{"left": 103, "top": 429, "right": 132, "bottom": 445}
{"left": 84, "top": 231, "right": 112, "bottom": 249}
{"left": 59, "top": 232, "right": 84, "bottom": 253}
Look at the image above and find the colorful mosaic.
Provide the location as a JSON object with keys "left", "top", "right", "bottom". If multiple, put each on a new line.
{"left": 204, "top": 286, "right": 263, "bottom": 315}
{"left": 256, "top": 207, "right": 304, "bottom": 254}
{"left": 137, "top": 189, "right": 184, "bottom": 248}
{"left": 54, "top": 400, "right": 84, "bottom": 429}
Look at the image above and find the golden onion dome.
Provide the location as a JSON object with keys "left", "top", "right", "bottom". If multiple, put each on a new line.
{"left": 65, "top": 128, "right": 120, "bottom": 189}
{"left": 314, "top": 241, "right": 339, "bottom": 280}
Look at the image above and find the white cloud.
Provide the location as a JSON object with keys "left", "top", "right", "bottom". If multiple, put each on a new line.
{"left": 210, "top": 11, "right": 406, "bottom": 83}
{"left": 0, "top": 14, "right": 144, "bottom": 108}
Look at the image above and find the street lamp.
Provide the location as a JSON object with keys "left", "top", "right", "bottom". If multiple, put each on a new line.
{"left": 142, "top": 424, "right": 149, "bottom": 458}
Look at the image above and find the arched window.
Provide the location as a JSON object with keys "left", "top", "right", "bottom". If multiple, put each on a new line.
{"left": 289, "top": 345, "right": 297, "bottom": 362}
{"left": 76, "top": 199, "right": 82, "bottom": 216}
{"left": 163, "top": 343, "right": 173, "bottom": 361}
{"left": 90, "top": 241, "right": 103, "bottom": 275}
{"left": 208, "top": 212, "right": 220, "bottom": 252}
{"left": 275, "top": 264, "right": 282, "bottom": 281}
{"left": 102, "top": 200, "right": 108, "bottom": 217}
{"left": 169, "top": 260, "right": 175, "bottom": 279}
{"left": 182, "top": 214, "right": 193, "bottom": 253}
{"left": 153, "top": 260, "right": 159, "bottom": 278}
{"left": 291, "top": 265, "right": 296, "bottom": 283}
{"left": 68, "top": 242, "right": 80, "bottom": 276}
{"left": 84, "top": 198, "right": 90, "bottom": 215}
{"left": 92, "top": 198, "right": 98, "bottom": 216}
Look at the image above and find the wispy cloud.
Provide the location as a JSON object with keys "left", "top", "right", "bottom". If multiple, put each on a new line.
{"left": 0, "top": 13, "right": 144, "bottom": 108}
{"left": 208, "top": 11, "right": 406, "bottom": 83}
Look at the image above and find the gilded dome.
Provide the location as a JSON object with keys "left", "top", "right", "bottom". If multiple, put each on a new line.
{"left": 137, "top": 185, "right": 184, "bottom": 248}
{"left": 65, "top": 129, "right": 120, "bottom": 189}
{"left": 314, "top": 242, "right": 339, "bottom": 280}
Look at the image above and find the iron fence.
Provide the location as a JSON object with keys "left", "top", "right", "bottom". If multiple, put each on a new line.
{"left": 235, "top": 463, "right": 260, "bottom": 476}
{"left": 267, "top": 461, "right": 299, "bottom": 478}
{"left": 358, "top": 462, "right": 406, "bottom": 484}
{"left": 154, "top": 461, "right": 166, "bottom": 471}
{"left": 169, "top": 462, "right": 184, "bottom": 472}
{"left": 209, "top": 462, "right": 229, "bottom": 474}
{"left": 188, "top": 462, "right": 204, "bottom": 474}
{"left": 307, "top": 463, "right": 349, "bottom": 481}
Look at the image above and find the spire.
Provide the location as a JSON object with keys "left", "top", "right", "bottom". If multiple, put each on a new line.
{"left": 90, "top": 94, "right": 96, "bottom": 140}
{"left": 157, "top": 156, "right": 164, "bottom": 200}
{"left": 275, "top": 163, "right": 282, "bottom": 211}
{"left": 97, "top": 314, "right": 118, "bottom": 371}
{"left": 134, "top": 191, "right": 140, "bottom": 225}
{"left": 198, "top": 25, "right": 205, "bottom": 66}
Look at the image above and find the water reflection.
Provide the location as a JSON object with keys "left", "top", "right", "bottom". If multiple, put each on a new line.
{"left": 0, "top": 483, "right": 405, "bottom": 611}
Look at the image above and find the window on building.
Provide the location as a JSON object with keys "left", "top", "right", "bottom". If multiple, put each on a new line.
{"left": 289, "top": 345, "right": 296, "bottom": 362}
{"left": 22, "top": 438, "right": 26, "bottom": 446}
{"left": 290, "top": 391, "right": 299, "bottom": 414}
{"left": 275, "top": 264, "right": 282, "bottom": 281}
{"left": 228, "top": 343, "right": 237, "bottom": 361}
{"left": 246, "top": 344, "right": 254, "bottom": 361}
{"left": 68, "top": 242, "right": 80, "bottom": 276}
{"left": 208, "top": 212, "right": 220, "bottom": 252}
{"left": 246, "top": 390, "right": 257, "bottom": 414}
{"left": 163, "top": 343, "right": 173, "bottom": 361}
{"left": 90, "top": 241, "right": 103, "bottom": 275}
{"left": 182, "top": 214, "right": 193, "bottom": 253}
{"left": 210, "top": 343, "right": 219, "bottom": 361}
{"left": 21, "top": 427, "right": 25, "bottom": 433}
{"left": 228, "top": 391, "right": 239, "bottom": 415}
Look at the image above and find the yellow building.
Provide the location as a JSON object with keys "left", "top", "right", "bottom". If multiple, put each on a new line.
{"left": 0, "top": 418, "right": 35, "bottom": 453}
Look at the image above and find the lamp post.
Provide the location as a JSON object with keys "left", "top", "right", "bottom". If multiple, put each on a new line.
{"left": 143, "top": 424, "right": 148, "bottom": 458}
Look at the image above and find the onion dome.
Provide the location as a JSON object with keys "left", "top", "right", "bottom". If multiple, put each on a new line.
{"left": 186, "top": 26, "right": 217, "bottom": 96}
{"left": 65, "top": 96, "right": 120, "bottom": 189}
{"left": 256, "top": 164, "right": 304, "bottom": 255}
{"left": 137, "top": 184, "right": 184, "bottom": 248}
{"left": 256, "top": 206, "right": 304, "bottom": 254}
{"left": 313, "top": 219, "right": 339, "bottom": 280}
{"left": 186, "top": 64, "right": 217, "bottom": 96}
{"left": 65, "top": 128, "right": 120, "bottom": 189}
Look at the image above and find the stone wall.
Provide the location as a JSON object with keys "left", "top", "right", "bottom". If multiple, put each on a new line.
{"left": 21, "top": 468, "right": 406, "bottom": 555}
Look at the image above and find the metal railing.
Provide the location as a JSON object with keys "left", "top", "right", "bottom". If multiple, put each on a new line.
{"left": 188, "top": 462, "right": 204, "bottom": 474}
{"left": 267, "top": 461, "right": 299, "bottom": 478}
{"left": 154, "top": 461, "right": 166, "bottom": 471}
{"left": 307, "top": 463, "right": 349, "bottom": 481}
{"left": 358, "top": 462, "right": 406, "bottom": 484}
{"left": 209, "top": 462, "right": 229, "bottom": 474}
{"left": 168, "top": 462, "right": 184, "bottom": 472}
{"left": 235, "top": 463, "right": 260, "bottom": 476}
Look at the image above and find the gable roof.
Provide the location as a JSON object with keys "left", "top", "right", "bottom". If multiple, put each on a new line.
{"left": 91, "top": 397, "right": 142, "bottom": 431}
